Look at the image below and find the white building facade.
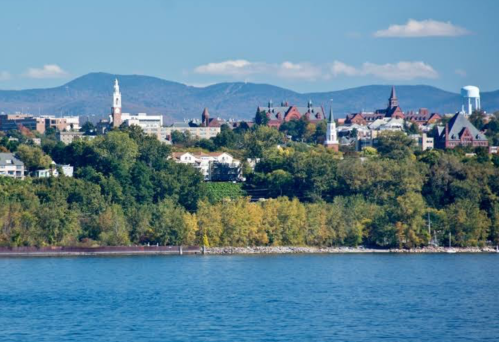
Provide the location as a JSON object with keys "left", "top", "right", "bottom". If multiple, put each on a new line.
{"left": 0, "top": 153, "right": 24, "bottom": 179}
{"left": 171, "top": 152, "right": 241, "bottom": 181}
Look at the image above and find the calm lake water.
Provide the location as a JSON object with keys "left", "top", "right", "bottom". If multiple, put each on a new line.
{"left": 0, "top": 254, "right": 498, "bottom": 342}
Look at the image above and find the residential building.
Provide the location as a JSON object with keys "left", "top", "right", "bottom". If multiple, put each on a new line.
{"left": 368, "top": 118, "right": 404, "bottom": 132}
{"left": 410, "top": 133, "right": 434, "bottom": 151}
{"left": 435, "top": 111, "right": 488, "bottom": 149}
{"left": 56, "top": 131, "right": 96, "bottom": 144}
{"left": 171, "top": 152, "right": 242, "bottom": 181}
{"left": 58, "top": 165, "right": 74, "bottom": 177}
{"left": 0, "top": 153, "right": 25, "bottom": 179}
{"left": 33, "top": 164, "right": 72, "bottom": 178}
{"left": 34, "top": 169, "right": 59, "bottom": 178}
{"left": 337, "top": 124, "right": 370, "bottom": 138}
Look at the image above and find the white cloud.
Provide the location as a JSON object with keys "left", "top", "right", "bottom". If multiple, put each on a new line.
{"left": 0, "top": 71, "right": 11, "bottom": 81}
{"left": 195, "top": 59, "right": 438, "bottom": 81}
{"left": 24, "top": 64, "right": 69, "bottom": 79}
{"left": 194, "top": 60, "right": 259, "bottom": 76}
{"left": 455, "top": 69, "right": 467, "bottom": 77}
{"left": 330, "top": 61, "right": 439, "bottom": 80}
{"left": 374, "top": 19, "right": 469, "bottom": 37}
{"left": 331, "top": 61, "right": 361, "bottom": 77}
{"left": 362, "top": 61, "right": 439, "bottom": 80}
{"left": 194, "top": 60, "right": 323, "bottom": 80}
{"left": 275, "top": 62, "right": 322, "bottom": 80}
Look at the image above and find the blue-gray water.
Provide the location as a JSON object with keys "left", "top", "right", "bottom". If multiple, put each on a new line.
{"left": 0, "top": 254, "right": 498, "bottom": 342}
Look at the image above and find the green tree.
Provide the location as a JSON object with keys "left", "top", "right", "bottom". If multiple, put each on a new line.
{"left": 445, "top": 199, "right": 490, "bottom": 247}
{"left": 16, "top": 145, "right": 52, "bottom": 171}
{"left": 254, "top": 110, "right": 269, "bottom": 126}
{"left": 98, "top": 205, "right": 130, "bottom": 246}
{"left": 376, "top": 131, "right": 415, "bottom": 159}
{"left": 150, "top": 199, "right": 193, "bottom": 245}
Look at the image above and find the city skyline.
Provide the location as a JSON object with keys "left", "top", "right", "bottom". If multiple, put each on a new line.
{"left": 0, "top": 0, "right": 498, "bottom": 93}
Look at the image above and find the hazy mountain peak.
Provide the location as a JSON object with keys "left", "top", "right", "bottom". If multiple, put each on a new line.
{"left": 0, "top": 73, "right": 497, "bottom": 120}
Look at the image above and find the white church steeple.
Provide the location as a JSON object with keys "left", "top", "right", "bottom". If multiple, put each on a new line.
{"left": 113, "top": 78, "right": 121, "bottom": 108}
{"left": 111, "top": 78, "right": 122, "bottom": 128}
{"left": 324, "top": 100, "right": 339, "bottom": 151}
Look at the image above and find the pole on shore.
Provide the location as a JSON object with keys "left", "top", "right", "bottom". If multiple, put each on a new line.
{"left": 179, "top": 246, "right": 183, "bottom": 255}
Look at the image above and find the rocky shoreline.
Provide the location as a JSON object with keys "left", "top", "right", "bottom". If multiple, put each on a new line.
{"left": 0, "top": 245, "right": 496, "bottom": 257}
{"left": 205, "top": 246, "right": 499, "bottom": 254}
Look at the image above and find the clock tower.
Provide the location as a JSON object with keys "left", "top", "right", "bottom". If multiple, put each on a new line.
{"left": 111, "top": 78, "right": 122, "bottom": 128}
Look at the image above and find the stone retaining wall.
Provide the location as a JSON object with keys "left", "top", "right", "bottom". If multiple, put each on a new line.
{"left": 205, "top": 246, "right": 498, "bottom": 254}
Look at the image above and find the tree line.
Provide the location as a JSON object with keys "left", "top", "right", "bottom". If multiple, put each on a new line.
{"left": 0, "top": 118, "right": 499, "bottom": 248}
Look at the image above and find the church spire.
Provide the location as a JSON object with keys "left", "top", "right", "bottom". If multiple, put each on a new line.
{"left": 324, "top": 99, "right": 339, "bottom": 152}
{"left": 202, "top": 107, "right": 210, "bottom": 127}
{"left": 328, "top": 101, "right": 334, "bottom": 123}
{"left": 388, "top": 85, "right": 398, "bottom": 109}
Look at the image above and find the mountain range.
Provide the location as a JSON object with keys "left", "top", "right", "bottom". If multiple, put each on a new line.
{"left": 0, "top": 72, "right": 498, "bottom": 122}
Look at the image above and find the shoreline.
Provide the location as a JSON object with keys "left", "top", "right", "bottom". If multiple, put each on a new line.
{"left": 205, "top": 246, "right": 499, "bottom": 255}
{"left": 0, "top": 245, "right": 497, "bottom": 257}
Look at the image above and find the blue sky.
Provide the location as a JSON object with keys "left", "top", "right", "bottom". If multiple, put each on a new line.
{"left": 0, "top": 0, "right": 498, "bottom": 93}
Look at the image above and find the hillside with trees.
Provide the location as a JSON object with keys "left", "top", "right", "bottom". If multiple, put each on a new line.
{"left": 1, "top": 119, "right": 499, "bottom": 248}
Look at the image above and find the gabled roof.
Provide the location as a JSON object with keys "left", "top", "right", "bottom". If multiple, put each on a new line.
{"left": 0, "top": 153, "right": 23, "bottom": 167}
{"left": 172, "top": 151, "right": 233, "bottom": 159}
{"left": 171, "top": 152, "right": 195, "bottom": 159}
{"left": 445, "top": 112, "right": 487, "bottom": 141}
{"left": 257, "top": 105, "right": 325, "bottom": 121}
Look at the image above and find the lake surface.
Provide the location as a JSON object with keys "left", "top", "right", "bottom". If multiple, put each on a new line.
{"left": 0, "top": 254, "right": 498, "bottom": 342}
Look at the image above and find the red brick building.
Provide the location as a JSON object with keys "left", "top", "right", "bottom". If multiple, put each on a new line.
{"left": 345, "top": 86, "right": 404, "bottom": 124}
{"left": 257, "top": 100, "right": 325, "bottom": 129}
{"left": 405, "top": 108, "right": 441, "bottom": 126}
{"left": 436, "top": 111, "right": 488, "bottom": 149}
{"left": 201, "top": 108, "right": 224, "bottom": 128}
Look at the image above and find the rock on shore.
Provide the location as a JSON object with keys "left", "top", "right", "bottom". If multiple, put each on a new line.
{"left": 206, "top": 246, "right": 497, "bottom": 254}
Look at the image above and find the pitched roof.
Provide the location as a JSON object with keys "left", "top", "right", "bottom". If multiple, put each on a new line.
{"left": 445, "top": 112, "right": 487, "bottom": 141}
{"left": 0, "top": 153, "right": 24, "bottom": 166}
{"left": 172, "top": 151, "right": 232, "bottom": 159}
{"left": 390, "top": 86, "right": 397, "bottom": 100}
{"left": 257, "top": 105, "right": 325, "bottom": 121}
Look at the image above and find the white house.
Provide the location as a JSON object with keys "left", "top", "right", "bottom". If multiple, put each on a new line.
{"left": 34, "top": 169, "right": 59, "bottom": 178}
{"left": 59, "top": 165, "right": 74, "bottom": 177}
{"left": 0, "top": 153, "right": 24, "bottom": 179}
{"left": 171, "top": 152, "right": 242, "bottom": 181}
{"left": 368, "top": 118, "right": 404, "bottom": 131}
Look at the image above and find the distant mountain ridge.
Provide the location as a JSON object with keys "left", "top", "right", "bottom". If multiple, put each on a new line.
{"left": 0, "top": 72, "right": 498, "bottom": 122}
